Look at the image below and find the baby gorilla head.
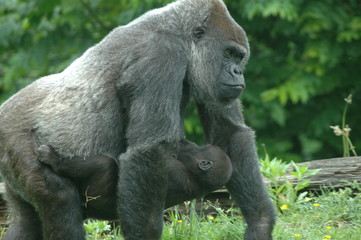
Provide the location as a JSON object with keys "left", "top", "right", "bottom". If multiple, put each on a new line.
{"left": 176, "top": 140, "right": 233, "bottom": 193}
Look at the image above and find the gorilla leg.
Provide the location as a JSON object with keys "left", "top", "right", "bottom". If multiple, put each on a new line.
{"left": 1, "top": 140, "right": 85, "bottom": 240}
{"left": 38, "top": 145, "right": 118, "bottom": 220}
{"left": 35, "top": 169, "right": 85, "bottom": 240}
{"left": 3, "top": 187, "right": 42, "bottom": 240}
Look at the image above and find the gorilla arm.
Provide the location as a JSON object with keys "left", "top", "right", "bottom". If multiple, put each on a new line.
{"left": 197, "top": 100, "right": 276, "bottom": 240}
{"left": 115, "top": 32, "right": 187, "bottom": 240}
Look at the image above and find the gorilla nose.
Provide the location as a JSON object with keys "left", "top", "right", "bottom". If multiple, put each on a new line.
{"left": 230, "top": 65, "right": 242, "bottom": 76}
{"left": 228, "top": 65, "right": 245, "bottom": 89}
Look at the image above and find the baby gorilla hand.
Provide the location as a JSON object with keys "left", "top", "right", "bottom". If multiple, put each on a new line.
{"left": 37, "top": 145, "right": 62, "bottom": 172}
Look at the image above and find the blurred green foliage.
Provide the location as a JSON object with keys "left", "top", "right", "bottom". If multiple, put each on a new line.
{"left": 1, "top": 0, "right": 360, "bottom": 162}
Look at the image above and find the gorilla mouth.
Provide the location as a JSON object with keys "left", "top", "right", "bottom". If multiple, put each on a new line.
{"left": 223, "top": 83, "right": 244, "bottom": 89}
{"left": 221, "top": 83, "right": 244, "bottom": 100}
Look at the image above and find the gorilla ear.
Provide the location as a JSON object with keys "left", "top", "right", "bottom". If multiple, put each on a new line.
{"left": 198, "top": 159, "right": 213, "bottom": 171}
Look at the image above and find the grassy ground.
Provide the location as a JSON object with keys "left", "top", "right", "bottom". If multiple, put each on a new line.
{"left": 82, "top": 186, "right": 361, "bottom": 240}
{"left": 0, "top": 187, "right": 359, "bottom": 239}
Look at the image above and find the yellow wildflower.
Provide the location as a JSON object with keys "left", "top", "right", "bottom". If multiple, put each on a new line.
{"left": 294, "top": 233, "right": 301, "bottom": 237}
{"left": 280, "top": 204, "right": 288, "bottom": 210}
{"left": 313, "top": 203, "right": 320, "bottom": 207}
{"left": 177, "top": 220, "right": 182, "bottom": 223}
{"left": 325, "top": 235, "right": 331, "bottom": 239}
{"left": 326, "top": 226, "right": 332, "bottom": 230}
{"left": 208, "top": 216, "right": 215, "bottom": 220}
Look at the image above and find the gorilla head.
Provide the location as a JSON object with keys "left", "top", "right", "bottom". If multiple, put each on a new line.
{"left": 186, "top": 1, "right": 249, "bottom": 105}
{"left": 106, "top": 0, "right": 249, "bottom": 111}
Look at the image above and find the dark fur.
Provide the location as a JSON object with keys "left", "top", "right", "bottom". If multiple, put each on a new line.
{"left": 36, "top": 140, "right": 233, "bottom": 218}
{"left": 0, "top": 0, "right": 275, "bottom": 239}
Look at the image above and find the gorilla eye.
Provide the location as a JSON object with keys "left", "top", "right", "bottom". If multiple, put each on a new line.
{"left": 224, "top": 49, "right": 232, "bottom": 58}
{"left": 224, "top": 47, "right": 246, "bottom": 63}
{"left": 193, "top": 27, "right": 205, "bottom": 39}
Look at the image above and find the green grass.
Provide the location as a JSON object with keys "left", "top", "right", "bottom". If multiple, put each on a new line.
{"left": 79, "top": 186, "right": 361, "bottom": 240}
{"left": 1, "top": 187, "right": 360, "bottom": 239}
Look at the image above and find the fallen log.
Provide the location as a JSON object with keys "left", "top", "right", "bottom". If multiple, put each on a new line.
{"left": 274, "top": 156, "right": 361, "bottom": 191}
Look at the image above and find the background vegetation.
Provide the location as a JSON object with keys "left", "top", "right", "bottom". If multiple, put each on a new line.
{"left": 88, "top": 183, "right": 361, "bottom": 239}
{"left": 1, "top": 0, "right": 360, "bottom": 162}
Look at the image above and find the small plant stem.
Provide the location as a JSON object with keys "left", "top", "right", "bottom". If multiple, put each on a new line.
{"left": 261, "top": 143, "right": 268, "bottom": 158}
{"left": 342, "top": 102, "right": 350, "bottom": 157}
{"left": 343, "top": 135, "right": 349, "bottom": 157}
{"left": 346, "top": 136, "right": 358, "bottom": 156}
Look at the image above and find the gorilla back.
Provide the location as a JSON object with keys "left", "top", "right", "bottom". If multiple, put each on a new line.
{"left": 0, "top": 0, "right": 275, "bottom": 239}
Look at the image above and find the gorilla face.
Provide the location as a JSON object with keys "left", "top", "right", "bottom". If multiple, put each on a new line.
{"left": 219, "top": 43, "right": 247, "bottom": 101}
{"left": 187, "top": 2, "right": 250, "bottom": 105}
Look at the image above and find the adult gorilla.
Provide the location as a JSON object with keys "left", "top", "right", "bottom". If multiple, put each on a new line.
{"left": 0, "top": 0, "right": 275, "bottom": 239}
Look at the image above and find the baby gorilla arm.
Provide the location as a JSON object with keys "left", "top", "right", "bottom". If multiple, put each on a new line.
{"left": 37, "top": 145, "right": 115, "bottom": 178}
{"left": 36, "top": 141, "right": 232, "bottom": 215}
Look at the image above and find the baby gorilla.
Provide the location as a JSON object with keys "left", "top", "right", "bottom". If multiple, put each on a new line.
{"left": 37, "top": 140, "right": 232, "bottom": 220}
